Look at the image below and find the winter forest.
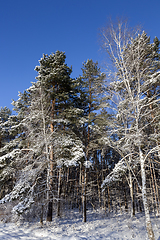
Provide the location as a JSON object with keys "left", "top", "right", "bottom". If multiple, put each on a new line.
{"left": 0, "top": 21, "right": 160, "bottom": 240}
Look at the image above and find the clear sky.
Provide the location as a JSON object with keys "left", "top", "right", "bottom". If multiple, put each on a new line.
{"left": 0, "top": 0, "right": 160, "bottom": 111}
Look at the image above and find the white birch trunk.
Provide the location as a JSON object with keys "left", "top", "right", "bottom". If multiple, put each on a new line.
{"left": 129, "top": 170, "right": 135, "bottom": 217}
{"left": 139, "top": 148, "right": 155, "bottom": 240}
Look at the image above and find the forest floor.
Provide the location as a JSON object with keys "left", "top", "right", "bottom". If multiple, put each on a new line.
{"left": 0, "top": 208, "right": 160, "bottom": 239}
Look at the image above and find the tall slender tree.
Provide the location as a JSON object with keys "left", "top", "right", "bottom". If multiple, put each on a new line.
{"left": 79, "top": 59, "right": 106, "bottom": 221}
{"left": 100, "top": 21, "right": 160, "bottom": 240}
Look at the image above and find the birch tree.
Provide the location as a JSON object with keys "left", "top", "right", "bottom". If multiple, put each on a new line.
{"left": 100, "top": 21, "right": 160, "bottom": 240}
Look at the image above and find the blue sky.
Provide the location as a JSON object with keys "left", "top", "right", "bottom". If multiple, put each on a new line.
{"left": 0, "top": 0, "right": 160, "bottom": 111}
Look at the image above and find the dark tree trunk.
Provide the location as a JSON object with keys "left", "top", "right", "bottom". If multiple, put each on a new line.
{"left": 47, "top": 201, "right": 53, "bottom": 221}
{"left": 82, "top": 167, "right": 86, "bottom": 222}
{"left": 57, "top": 168, "right": 62, "bottom": 217}
{"left": 40, "top": 204, "right": 44, "bottom": 225}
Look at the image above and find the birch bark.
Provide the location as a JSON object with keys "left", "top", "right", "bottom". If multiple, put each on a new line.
{"left": 139, "top": 148, "right": 155, "bottom": 240}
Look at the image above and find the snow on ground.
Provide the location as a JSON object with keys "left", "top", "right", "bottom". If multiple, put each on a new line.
{"left": 0, "top": 209, "right": 160, "bottom": 239}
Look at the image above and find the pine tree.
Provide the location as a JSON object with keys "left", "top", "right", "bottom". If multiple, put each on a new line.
{"left": 77, "top": 60, "right": 105, "bottom": 221}
{"left": 0, "top": 107, "right": 12, "bottom": 151}
{"left": 0, "top": 107, "right": 14, "bottom": 198}
{"left": 34, "top": 51, "right": 85, "bottom": 221}
{"left": 0, "top": 51, "right": 85, "bottom": 222}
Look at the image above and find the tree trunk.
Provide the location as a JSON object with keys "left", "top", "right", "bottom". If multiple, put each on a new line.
{"left": 46, "top": 144, "right": 54, "bottom": 221}
{"left": 79, "top": 164, "right": 82, "bottom": 212}
{"left": 47, "top": 201, "right": 53, "bottom": 221}
{"left": 96, "top": 167, "right": 101, "bottom": 208}
{"left": 129, "top": 170, "right": 135, "bottom": 217}
{"left": 57, "top": 168, "right": 62, "bottom": 217}
{"left": 149, "top": 179, "right": 154, "bottom": 212}
{"left": 149, "top": 159, "right": 159, "bottom": 214}
{"left": 40, "top": 204, "right": 44, "bottom": 225}
{"left": 140, "top": 148, "right": 155, "bottom": 240}
{"left": 152, "top": 161, "right": 160, "bottom": 214}
{"left": 40, "top": 85, "right": 53, "bottom": 222}
{"left": 118, "top": 183, "right": 122, "bottom": 213}
{"left": 107, "top": 186, "right": 111, "bottom": 213}
{"left": 76, "top": 167, "right": 79, "bottom": 208}
{"left": 124, "top": 183, "right": 128, "bottom": 212}
{"left": 136, "top": 183, "right": 142, "bottom": 212}
{"left": 101, "top": 157, "right": 106, "bottom": 211}
{"left": 47, "top": 99, "right": 55, "bottom": 222}
{"left": 82, "top": 166, "right": 86, "bottom": 222}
